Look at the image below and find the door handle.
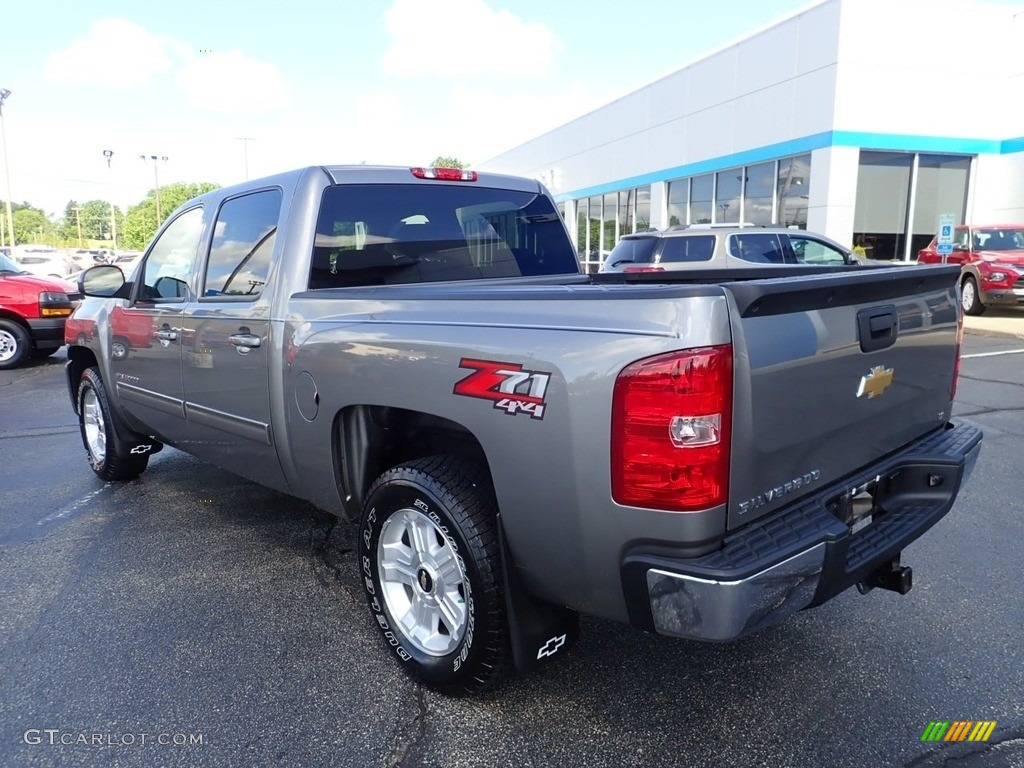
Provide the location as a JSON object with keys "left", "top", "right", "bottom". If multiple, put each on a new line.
{"left": 229, "top": 333, "right": 262, "bottom": 349}
{"left": 154, "top": 329, "right": 178, "bottom": 341}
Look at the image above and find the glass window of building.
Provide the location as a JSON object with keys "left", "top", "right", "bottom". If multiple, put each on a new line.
{"left": 744, "top": 162, "right": 775, "bottom": 225}
{"left": 854, "top": 151, "right": 913, "bottom": 260}
{"left": 910, "top": 154, "right": 970, "bottom": 257}
{"left": 777, "top": 154, "right": 811, "bottom": 230}
{"left": 715, "top": 169, "right": 742, "bottom": 224}
{"left": 667, "top": 180, "right": 688, "bottom": 227}
{"left": 635, "top": 186, "right": 651, "bottom": 231}
{"left": 618, "top": 189, "right": 634, "bottom": 238}
{"left": 575, "top": 198, "right": 588, "bottom": 264}
{"left": 602, "top": 192, "right": 617, "bottom": 261}
{"left": 690, "top": 174, "right": 713, "bottom": 225}
{"left": 587, "top": 195, "right": 603, "bottom": 271}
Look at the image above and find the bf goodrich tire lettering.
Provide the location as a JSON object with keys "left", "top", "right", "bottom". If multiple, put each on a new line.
{"left": 77, "top": 367, "right": 149, "bottom": 481}
{"left": 358, "top": 455, "right": 511, "bottom": 694}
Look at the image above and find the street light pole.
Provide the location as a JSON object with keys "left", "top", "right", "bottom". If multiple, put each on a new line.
{"left": 0, "top": 88, "right": 16, "bottom": 248}
{"left": 140, "top": 154, "right": 168, "bottom": 228}
{"left": 103, "top": 149, "right": 117, "bottom": 250}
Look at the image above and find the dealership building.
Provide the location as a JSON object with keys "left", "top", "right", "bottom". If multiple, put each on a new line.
{"left": 480, "top": 0, "right": 1024, "bottom": 271}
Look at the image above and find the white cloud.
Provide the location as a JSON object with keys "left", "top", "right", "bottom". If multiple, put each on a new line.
{"left": 381, "top": 0, "right": 560, "bottom": 77}
{"left": 174, "top": 51, "right": 290, "bottom": 114}
{"left": 43, "top": 19, "right": 179, "bottom": 89}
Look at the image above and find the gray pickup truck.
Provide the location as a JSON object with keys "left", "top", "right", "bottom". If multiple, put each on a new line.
{"left": 66, "top": 165, "right": 981, "bottom": 694}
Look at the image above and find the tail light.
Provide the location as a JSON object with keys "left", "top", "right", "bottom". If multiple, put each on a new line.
{"left": 611, "top": 345, "right": 732, "bottom": 511}
{"left": 410, "top": 167, "right": 478, "bottom": 182}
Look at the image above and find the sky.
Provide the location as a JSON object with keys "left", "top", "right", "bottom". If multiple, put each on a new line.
{"left": 2, "top": 0, "right": 1019, "bottom": 219}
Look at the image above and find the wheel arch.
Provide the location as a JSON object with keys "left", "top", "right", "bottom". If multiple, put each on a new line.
{"left": 66, "top": 345, "right": 99, "bottom": 415}
{"left": 333, "top": 405, "right": 491, "bottom": 522}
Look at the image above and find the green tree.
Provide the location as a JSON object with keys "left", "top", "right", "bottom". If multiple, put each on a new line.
{"left": 120, "top": 182, "right": 219, "bottom": 249}
{"left": 13, "top": 208, "right": 53, "bottom": 245}
{"left": 430, "top": 155, "right": 467, "bottom": 169}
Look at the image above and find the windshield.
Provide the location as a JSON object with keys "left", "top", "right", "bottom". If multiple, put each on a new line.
{"left": 0, "top": 252, "right": 25, "bottom": 273}
{"left": 310, "top": 183, "right": 578, "bottom": 288}
{"left": 975, "top": 228, "right": 1024, "bottom": 251}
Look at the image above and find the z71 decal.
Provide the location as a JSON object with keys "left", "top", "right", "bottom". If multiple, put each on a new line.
{"left": 453, "top": 358, "right": 551, "bottom": 420}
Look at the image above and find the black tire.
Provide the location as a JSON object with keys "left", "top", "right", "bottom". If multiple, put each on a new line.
{"left": 961, "top": 275, "right": 986, "bottom": 316}
{"left": 0, "top": 318, "right": 31, "bottom": 370}
{"left": 358, "top": 455, "right": 511, "bottom": 694}
{"left": 77, "top": 367, "right": 150, "bottom": 481}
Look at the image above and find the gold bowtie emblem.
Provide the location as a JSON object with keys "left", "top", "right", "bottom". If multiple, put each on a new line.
{"left": 857, "top": 366, "right": 894, "bottom": 399}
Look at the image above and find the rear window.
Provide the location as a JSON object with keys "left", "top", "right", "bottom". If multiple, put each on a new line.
{"left": 659, "top": 235, "right": 714, "bottom": 263}
{"left": 607, "top": 237, "right": 658, "bottom": 266}
{"left": 309, "top": 184, "right": 578, "bottom": 289}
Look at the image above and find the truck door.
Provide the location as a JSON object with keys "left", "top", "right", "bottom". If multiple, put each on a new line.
{"left": 111, "top": 206, "right": 204, "bottom": 441}
{"left": 178, "top": 188, "right": 288, "bottom": 491}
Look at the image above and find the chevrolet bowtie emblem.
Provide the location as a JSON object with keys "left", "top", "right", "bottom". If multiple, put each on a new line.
{"left": 857, "top": 365, "right": 895, "bottom": 398}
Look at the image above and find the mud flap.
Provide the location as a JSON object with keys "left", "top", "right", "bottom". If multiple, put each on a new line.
{"left": 497, "top": 514, "right": 580, "bottom": 673}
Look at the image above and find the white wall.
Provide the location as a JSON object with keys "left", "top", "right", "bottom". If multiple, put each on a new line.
{"left": 806, "top": 146, "right": 860, "bottom": 244}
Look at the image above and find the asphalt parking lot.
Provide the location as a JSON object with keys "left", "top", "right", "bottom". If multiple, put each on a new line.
{"left": 1, "top": 330, "right": 1023, "bottom": 768}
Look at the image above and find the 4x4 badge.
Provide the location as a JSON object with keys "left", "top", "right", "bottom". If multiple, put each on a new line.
{"left": 453, "top": 358, "right": 551, "bottom": 420}
{"left": 857, "top": 366, "right": 894, "bottom": 399}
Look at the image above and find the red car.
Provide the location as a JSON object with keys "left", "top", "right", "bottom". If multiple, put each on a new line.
{"left": 918, "top": 224, "right": 1024, "bottom": 315}
{"left": 0, "top": 250, "right": 78, "bottom": 369}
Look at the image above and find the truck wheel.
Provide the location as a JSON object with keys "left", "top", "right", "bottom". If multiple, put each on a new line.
{"left": 0, "top": 319, "right": 31, "bottom": 370}
{"left": 961, "top": 276, "right": 986, "bottom": 316}
{"left": 77, "top": 367, "right": 149, "bottom": 481}
{"left": 358, "top": 455, "right": 511, "bottom": 694}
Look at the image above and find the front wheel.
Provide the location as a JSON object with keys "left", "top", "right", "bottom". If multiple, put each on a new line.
{"left": 0, "top": 319, "right": 31, "bottom": 370}
{"left": 358, "top": 456, "right": 511, "bottom": 695}
{"left": 961, "top": 275, "right": 986, "bottom": 316}
{"left": 78, "top": 367, "right": 150, "bottom": 481}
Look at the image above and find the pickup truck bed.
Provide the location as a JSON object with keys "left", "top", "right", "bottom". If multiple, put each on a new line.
{"left": 64, "top": 165, "right": 980, "bottom": 694}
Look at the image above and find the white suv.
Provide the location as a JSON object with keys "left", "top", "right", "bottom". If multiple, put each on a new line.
{"left": 599, "top": 225, "right": 856, "bottom": 273}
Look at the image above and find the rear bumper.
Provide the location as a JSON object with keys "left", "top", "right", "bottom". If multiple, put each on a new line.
{"left": 621, "top": 421, "right": 982, "bottom": 641}
{"left": 26, "top": 317, "right": 68, "bottom": 350}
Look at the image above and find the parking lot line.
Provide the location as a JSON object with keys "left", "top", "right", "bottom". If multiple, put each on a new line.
{"left": 961, "top": 348, "right": 1024, "bottom": 359}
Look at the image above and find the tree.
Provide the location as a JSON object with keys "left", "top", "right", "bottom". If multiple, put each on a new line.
{"left": 120, "top": 182, "right": 220, "bottom": 249}
{"left": 13, "top": 208, "right": 53, "bottom": 245}
{"left": 430, "top": 155, "right": 467, "bottom": 169}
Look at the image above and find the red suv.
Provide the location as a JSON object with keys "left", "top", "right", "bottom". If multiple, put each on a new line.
{"left": 0, "top": 251, "right": 79, "bottom": 369}
{"left": 918, "top": 225, "right": 1024, "bottom": 315}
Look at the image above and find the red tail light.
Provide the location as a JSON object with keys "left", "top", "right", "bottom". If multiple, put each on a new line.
{"left": 410, "top": 167, "right": 478, "bottom": 181}
{"left": 611, "top": 345, "right": 732, "bottom": 511}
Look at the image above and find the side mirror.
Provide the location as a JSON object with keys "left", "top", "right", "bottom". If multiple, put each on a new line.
{"left": 80, "top": 265, "right": 130, "bottom": 298}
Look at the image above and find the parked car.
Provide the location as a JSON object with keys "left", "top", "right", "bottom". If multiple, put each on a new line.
{"left": 599, "top": 224, "right": 857, "bottom": 273}
{"left": 0, "top": 250, "right": 79, "bottom": 368}
{"left": 917, "top": 224, "right": 1024, "bottom": 315}
{"left": 14, "top": 246, "right": 76, "bottom": 280}
{"left": 65, "top": 165, "right": 979, "bottom": 694}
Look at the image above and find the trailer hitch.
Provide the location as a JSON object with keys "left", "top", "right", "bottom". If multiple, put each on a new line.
{"left": 857, "top": 554, "right": 913, "bottom": 595}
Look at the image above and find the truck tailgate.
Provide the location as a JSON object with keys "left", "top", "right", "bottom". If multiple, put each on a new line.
{"left": 723, "top": 264, "right": 962, "bottom": 529}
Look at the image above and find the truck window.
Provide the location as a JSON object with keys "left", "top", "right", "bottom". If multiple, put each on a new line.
{"left": 203, "top": 189, "right": 281, "bottom": 299}
{"left": 309, "top": 184, "right": 578, "bottom": 289}
{"left": 787, "top": 234, "right": 849, "bottom": 265}
{"left": 138, "top": 207, "right": 205, "bottom": 302}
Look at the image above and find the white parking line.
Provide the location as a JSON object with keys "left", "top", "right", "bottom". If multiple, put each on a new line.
{"left": 961, "top": 348, "right": 1024, "bottom": 359}
{"left": 38, "top": 486, "right": 107, "bottom": 526}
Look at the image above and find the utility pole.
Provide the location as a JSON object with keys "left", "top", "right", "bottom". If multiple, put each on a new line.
{"left": 103, "top": 149, "right": 117, "bottom": 250}
{"left": 72, "top": 205, "right": 83, "bottom": 247}
{"left": 140, "top": 154, "right": 168, "bottom": 228}
{"left": 0, "top": 88, "right": 15, "bottom": 248}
